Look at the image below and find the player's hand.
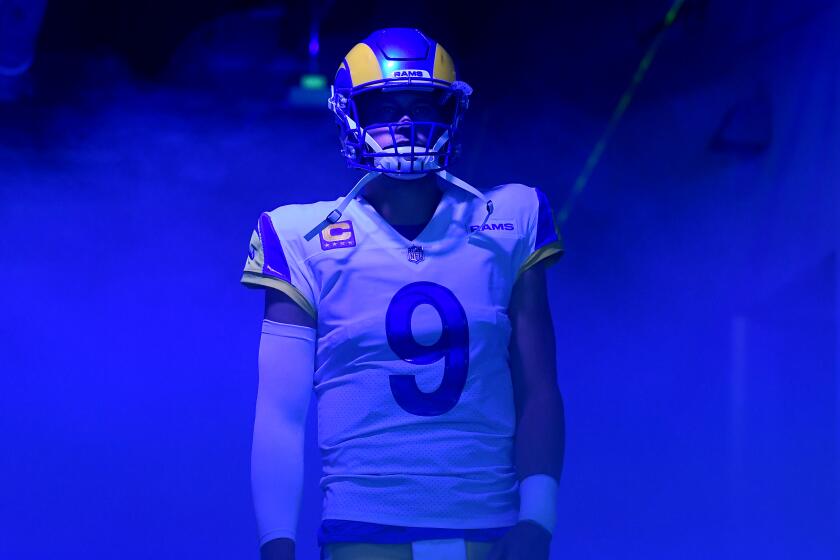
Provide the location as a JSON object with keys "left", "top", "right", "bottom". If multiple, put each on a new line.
{"left": 486, "top": 520, "right": 551, "bottom": 560}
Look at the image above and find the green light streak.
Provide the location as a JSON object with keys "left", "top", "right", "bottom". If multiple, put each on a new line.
{"left": 556, "top": 0, "right": 687, "bottom": 231}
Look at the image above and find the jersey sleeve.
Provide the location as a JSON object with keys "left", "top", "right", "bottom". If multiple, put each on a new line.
{"left": 515, "top": 187, "right": 565, "bottom": 280}
{"left": 240, "top": 211, "right": 318, "bottom": 320}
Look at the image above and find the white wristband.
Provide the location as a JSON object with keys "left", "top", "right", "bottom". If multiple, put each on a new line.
{"left": 517, "top": 474, "right": 558, "bottom": 535}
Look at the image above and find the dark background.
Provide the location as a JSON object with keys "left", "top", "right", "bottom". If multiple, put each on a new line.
{"left": 1, "top": 1, "right": 838, "bottom": 558}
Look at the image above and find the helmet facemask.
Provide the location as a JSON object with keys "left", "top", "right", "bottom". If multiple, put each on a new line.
{"left": 330, "top": 80, "right": 471, "bottom": 178}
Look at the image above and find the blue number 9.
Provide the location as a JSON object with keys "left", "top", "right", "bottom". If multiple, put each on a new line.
{"left": 384, "top": 281, "right": 469, "bottom": 416}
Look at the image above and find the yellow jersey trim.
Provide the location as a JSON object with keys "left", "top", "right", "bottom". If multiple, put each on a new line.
{"left": 515, "top": 241, "right": 565, "bottom": 282}
{"left": 240, "top": 272, "right": 317, "bottom": 320}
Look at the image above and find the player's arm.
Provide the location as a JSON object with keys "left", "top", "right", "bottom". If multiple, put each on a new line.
{"left": 265, "top": 286, "right": 317, "bottom": 328}
{"left": 253, "top": 289, "right": 316, "bottom": 560}
{"left": 507, "top": 259, "right": 565, "bottom": 534}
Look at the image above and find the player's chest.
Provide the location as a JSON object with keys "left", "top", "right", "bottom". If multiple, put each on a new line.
{"left": 308, "top": 213, "right": 524, "bottom": 356}
{"left": 310, "top": 241, "right": 517, "bottom": 361}
{"left": 310, "top": 223, "right": 520, "bottom": 304}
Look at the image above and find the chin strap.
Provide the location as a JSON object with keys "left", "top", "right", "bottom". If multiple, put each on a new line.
{"left": 303, "top": 117, "right": 493, "bottom": 241}
{"left": 435, "top": 170, "right": 494, "bottom": 237}
{"left": 303, "top": 171, "right": 380, "bottom": 241}
{"left": 303, "top": 169, "right": 494, "bottom": 243}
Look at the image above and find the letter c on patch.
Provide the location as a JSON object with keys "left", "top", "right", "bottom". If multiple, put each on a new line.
{"left": 323, "top": 222, "right": 352, "bottom": 242}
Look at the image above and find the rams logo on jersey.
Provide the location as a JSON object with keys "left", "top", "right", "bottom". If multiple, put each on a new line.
{"left": 469, "top": 222, "right": 515, "bottom": 233}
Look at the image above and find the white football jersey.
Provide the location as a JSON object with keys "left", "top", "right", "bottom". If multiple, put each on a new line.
{"left": 241, "top": 180, "right": 563, "bottom": 530}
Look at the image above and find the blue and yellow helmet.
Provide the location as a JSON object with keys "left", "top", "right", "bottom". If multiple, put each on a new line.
{"left": 327, "top": 28, "right": 473, "bottom": 176}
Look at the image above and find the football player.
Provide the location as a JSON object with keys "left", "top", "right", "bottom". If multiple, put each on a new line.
{"left": 242, "top": 28, "right": 565, "bottom": 560}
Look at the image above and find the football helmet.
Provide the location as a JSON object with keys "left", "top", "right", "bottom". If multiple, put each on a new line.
{"left": 305, "top": 28, "right": 492, "bottom": 242}
{"left": 327, "top": 28, "right": 473, "bottom": 178}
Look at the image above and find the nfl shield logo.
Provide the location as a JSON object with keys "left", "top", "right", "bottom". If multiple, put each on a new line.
{"left": 407, "top": 244, "right": 424, "bottom": 264}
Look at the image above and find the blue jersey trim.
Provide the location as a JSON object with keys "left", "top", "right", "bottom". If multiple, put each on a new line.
{"left": 533, "top": 188, "right": 558, "bottom": 251}
{"left": 258, "top": 212, "right": 292, "bottom": 282}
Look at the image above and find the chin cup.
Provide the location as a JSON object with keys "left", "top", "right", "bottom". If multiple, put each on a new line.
{"left": 373, "top": 144, "right": 439, "bottom": 180}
